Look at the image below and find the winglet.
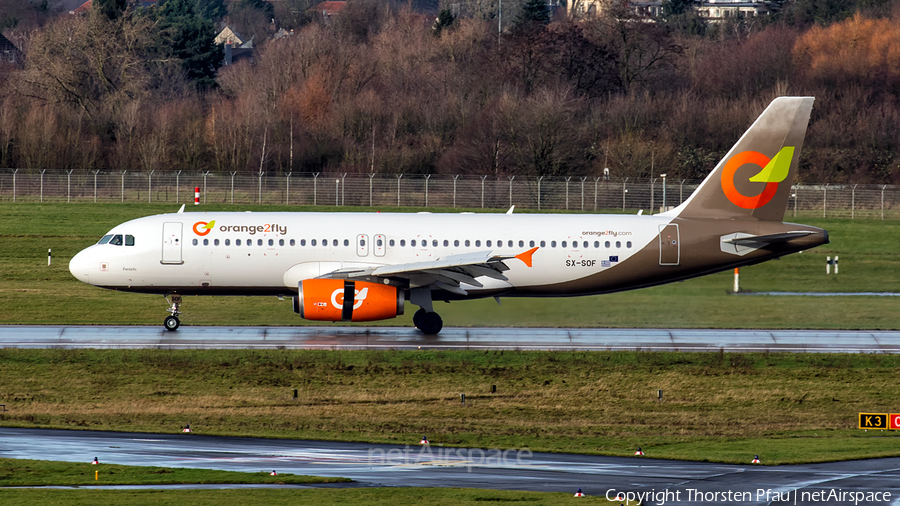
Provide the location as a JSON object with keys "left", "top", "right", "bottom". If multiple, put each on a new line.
{"left": 515, "top": 247, "right": 539, "bottom": 267}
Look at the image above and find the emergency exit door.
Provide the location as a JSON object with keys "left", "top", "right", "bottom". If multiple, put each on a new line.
{"left": 162, "top": 222, "right": 183, "bottom": 264}
{"left": 658, "top": 224, "right": 680, "bottom": 265}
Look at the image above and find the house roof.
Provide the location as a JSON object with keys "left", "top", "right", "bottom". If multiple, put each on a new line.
{"left": 70, "top": 0, "right": 91, "bottom": 14}
{"left": 0, "top": 34, "right": 18, "bottom": 53}
{"left": 312, "top": 1, "right": 347, "bottom": 16}
{"left": 215, "top": 26, "right": 245, "bottom": 46}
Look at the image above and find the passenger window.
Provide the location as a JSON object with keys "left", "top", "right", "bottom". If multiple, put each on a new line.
{"left": 192, "top": 239, "right": 198, "bottom": 246}
{"left": 508, "top": 240, "right": 513, "bottom": 247}
{"left": 518, "top": 240, "right": 524, "bottom": 247}
{"left": 486, "top": 240, "right": 492, "bottom": 247}
{"left": 333, "top": 239, "right": 338, "bottom": 247}
{"left": 279, "top": 239, "right": 284, "bottom": 246}
{"left": 236, "top": 239, "right": 241, "bottom": 246}
{"left": 443, "top": 240, "right": 449, "bottom": 247}
{"left": 605, "top": 241, "right": 610, "bottom": 248}
{"left": 311, "top": 239, "right": 317, "bottom": 246}
{"left": 301, "top": 239, "right": 307, "bottom": 246}
{"left": 529, "top": 240, "right": 535, "bottom": 247}
{"left": 389, "top": 239, "right": 395, "bottom": 246}
{"left": 214, "top": 239, "right": 220, "bottom": 246}
{"left": 551, "top": 241, "right": 557, "bottom": 248}
{"left": 110, "top": 235, "right": 123, "bottom": 246}
{"left": 594, "top": 241, "right": 599, "bottom": 248}
{"left": 475, "top": 240, "right": 481, "bottom": 247}
{"left": 562, "top": 241, "right": 567, "bottom": 248}
{"left": 344, "top": 239, "right": 349, "bottom": 246}
{"left": 247, "top": 239, "right": 252, "bottom": 246}
{"left": 616, "top": 241, "right": 621, "bottom": 248}
{"left": 225, "top": 239, "right": 230, "bottom": 246}
{"left": 454, "top": 240, "right": 459, "bottom": 247}
{"left": 268, "top": 239, "right": 274, "bottom": 246}
{"left": 290, "top": 239, "right": 295, "bottom": 246}
{"left": 540, "top": 241, "right": 545, "bottom": 247}
{"left": 465, "top": 240, "right": 470, "bottom": 247}
{"left": 582, "top": 241, "right": 587, "bottom": 248}
{"left": 377, "top": 239, "right": 383, "bottom": 246}
{"left": 98, "top": 235, "right": 113, "bottom": 245}
{"left": 411, "top": 239, "right": 417, "bottom": 247}
{"left": 400, "top": 240, "right": 406, "bottom": 247}
{"left": 323, "top": 239, "right": 328, "bottom": 247}
{"left": 257, "top": 239, "right": 263, "bottom": 246}
{"left": 203, "top": 239, "right": 209, "bottom": 246}
{"left": 627, "top": 241, "right": 632, "bottom": 248}
{"left": 125, "top": 235, "right": 135, "bottom": 246}
{"left": 432, "top": 240, "right": 437, "bottom": 247}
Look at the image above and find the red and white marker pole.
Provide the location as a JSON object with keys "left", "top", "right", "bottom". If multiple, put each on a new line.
{"left": 733, "top": 268, "right": 740, "bottom": 293}
{"left": 194, "top": 187, "right": 200, "bottom": 205}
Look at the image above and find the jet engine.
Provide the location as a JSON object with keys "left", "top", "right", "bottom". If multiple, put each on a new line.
{"left": 294, "top": 279, "right": 404, "bottom": 322}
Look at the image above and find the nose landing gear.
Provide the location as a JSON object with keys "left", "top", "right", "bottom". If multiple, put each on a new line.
{"left": 164, "top": 294, "right": 182, "bottom": 331}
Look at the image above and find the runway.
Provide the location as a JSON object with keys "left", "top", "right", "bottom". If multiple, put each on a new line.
{"left": 1, "top": 325, "right": 900, "bottom": 353}
{"left": 1, "top": 427, "right": 899, "bottom": 505}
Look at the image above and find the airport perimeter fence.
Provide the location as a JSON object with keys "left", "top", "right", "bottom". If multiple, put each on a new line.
{"left": 1, "top": 169, "right": 899, "bottom": 219}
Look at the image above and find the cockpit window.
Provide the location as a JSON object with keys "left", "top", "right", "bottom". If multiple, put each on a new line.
{"left": 98, "top": 235, "right": 113, "bottom": 245}
{"left": 125, "top": 235, "right": 135, "bottom": 246}
{"left": 109, "top": 235, "right": 124, "bottom": 246}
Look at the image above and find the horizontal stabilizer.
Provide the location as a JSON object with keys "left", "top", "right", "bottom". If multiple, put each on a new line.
{"left": 723, "top": 231, "right": 816, "bottom": 246}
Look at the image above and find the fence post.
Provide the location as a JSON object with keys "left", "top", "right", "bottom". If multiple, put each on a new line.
{"left": 148, "top": 170, "right": 154, "bottom": 203}
{"left": 369, "top": 173, "right": 375, "bottom": 207}
{"left": 480, "top": 175, "right": 487, "bottom": 208}
{"left": 851, "top": 184, "right": 856, "bottom": 219}
{"left": 508, "top": 175, "right": 514, "bottom": 208}
{"left": 792, "top": 185, "right": 798, "bottom": 218}
{"left": 580, "top": 176, "right": 587, "bottom": 210}
{"left": 537, "top": 176, "right": 543, "bottom": 210}
{"left": 679, "top": 179, "right": 684, "bottom": 204}
{"left": 452, "top": 175, "right": 459, "bottom": 208}
{"left": 203, "top": 171, "right": 210, "bottom": 204}
{"left": 313, "top": 172, "right": 319, "bottom": 206}
{"left": 93, "top": 170, "right": 98, "bottom": 203}
{"left": 230, "top": 172, "right": 236, "bottom": 204}
{"left": 12, "top": 168, "right": 16, "bottom": 202}
{"left": 285, "top": 172, "right": 292, "bottom": 205}
{"left": 594, "top": 177, "right": 600, "bottom": 210}
{"left": 175, "top": 170, "right": 182, "bottom": 204}
{"left": 564, "top": 176, "right": 571, "bottom": 210}
{"left": 424, "top": 174, "right": 431, "bottom": 207}
{"left": 121, "top": 170, "right": 126, "bottom": 202}
{"left": 622, "top": 178, "right": 628, "bottom": 211}
{"left": 823, "top": 184, "right": 827, "bottom": 218}
{"left": 40, "top": 169, "right": 46, "bottom": 202}
{"left": 341, "top": 173, "right": 346, "bottom": 206}
{"left": 335, "top": 178, "right": 339, "bottom": 206}
{"left": 258, "top": 170, "right": 263, "bottom": 205}
{"left": 67, "top": 169, "right": 74, "bottom": 203}
{"left": 882, "top": 185, "right": 886, "bottom": 221}
{"left": 397, "top": 174, "right": 403, "bottom": 207}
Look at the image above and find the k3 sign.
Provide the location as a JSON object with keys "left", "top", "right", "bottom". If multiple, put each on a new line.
{"left": 859, "top": 413, "right": 888, "bottom": 429}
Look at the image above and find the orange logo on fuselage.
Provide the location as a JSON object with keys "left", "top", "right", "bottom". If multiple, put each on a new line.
{"left": 192, "top": 221, "right": 215, "bottom": 236}
{"left": 721, "top": 147, "right": 794, "bottom": 209}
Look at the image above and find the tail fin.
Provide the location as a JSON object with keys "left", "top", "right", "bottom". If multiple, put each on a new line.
{"left": 671, "top": 97, "right": 814, "bottom": 222}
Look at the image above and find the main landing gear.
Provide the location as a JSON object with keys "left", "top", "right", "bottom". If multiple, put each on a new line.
{"left": 410, "top": 288, "right": 443, "bottom": 335}
{"left": 164, "top": 294, "right": 182, "bottom": 331}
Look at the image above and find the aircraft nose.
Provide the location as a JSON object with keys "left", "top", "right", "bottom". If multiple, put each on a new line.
{"left": 69, "top": 248, "right": 92, "bottom": 284}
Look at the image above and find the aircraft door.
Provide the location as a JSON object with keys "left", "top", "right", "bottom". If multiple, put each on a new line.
{"left": 658, "top": 224, "right": 680, "bottom": 265}
{"left": 374, "top": 234, "right": 386, "bottom": 257}
{"left": 357, "top": 234, "right": 369, "bottom": 257}
{"left": 162, "top": 222, "right": 184, "bottom": 264}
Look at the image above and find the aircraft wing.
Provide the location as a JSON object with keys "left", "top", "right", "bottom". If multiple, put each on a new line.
{"left": 324, "top": 247, "right": 538, "bottom": 295}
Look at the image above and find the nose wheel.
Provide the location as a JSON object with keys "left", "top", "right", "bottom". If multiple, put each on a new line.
{"left": 164, "top": 294, "right": 182, "bottom": 331}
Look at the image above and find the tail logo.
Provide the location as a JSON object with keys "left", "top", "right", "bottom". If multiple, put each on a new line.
{"left": 192, "top": 221, "right": 216, "bottom": 236}
{"left": 721, "top": 147, "right": 794, "bottom": 209}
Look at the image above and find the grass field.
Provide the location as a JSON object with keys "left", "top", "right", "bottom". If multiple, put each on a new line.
{"left": 1, "top": 202, "right": 899, "bottom": 329}
{"left": 0, "top": 348, "right": 899, "bottom": 464}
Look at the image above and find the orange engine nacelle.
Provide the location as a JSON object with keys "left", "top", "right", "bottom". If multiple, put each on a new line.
{"left": 294, "top": 279, "right": 405, "bottom": 322}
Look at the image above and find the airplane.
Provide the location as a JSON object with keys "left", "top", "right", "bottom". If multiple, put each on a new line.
{"left": 69, "top": 96, "right": 828, "bottom": 335}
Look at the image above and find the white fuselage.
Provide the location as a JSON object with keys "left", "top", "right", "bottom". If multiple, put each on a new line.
{"left": 69, "top": 211, "right": 668, "bottom": 297}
